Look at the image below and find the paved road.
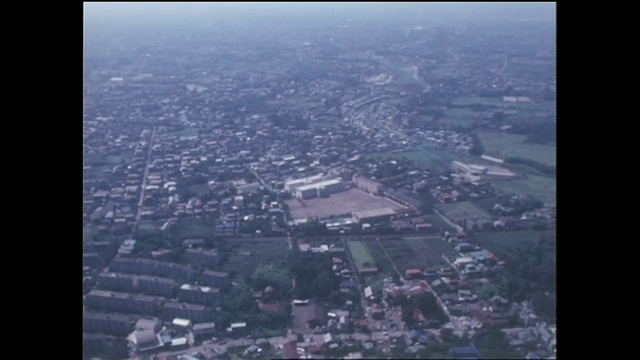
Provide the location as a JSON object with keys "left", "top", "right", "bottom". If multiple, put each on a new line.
{"left": 131, "top": 126, "right": 156, "bottom": 236}
{"left": 493, "top": 55, "right": 509, "bottom": 84}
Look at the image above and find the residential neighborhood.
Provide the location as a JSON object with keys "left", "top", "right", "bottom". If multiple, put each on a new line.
{"left": 84, "top": 3, "right": 555, "bottom": 359}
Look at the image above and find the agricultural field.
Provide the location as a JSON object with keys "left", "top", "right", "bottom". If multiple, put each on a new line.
{"left": 378, "top": 238, "right": 420, "bottom": 272}
{"left": 436, "top": 201, "right": 492, "bottom": 223}
{"left": 356, "top": 239, "right": 397, "bottom": 292}
{"left": 490, "top": 174, "right": 556, "bottom": 204}
{"left": 379, "top": 236, "right": 457, "bottom": 273}
{"left": 363, "top": 239, "right": 395, "bottom": 275}
{"left": 479, "top": 131, "right": 556, "bottom": 166}
{"left": 346, "top": 240, "right": 376, "bottom": 272}
{"left": 473, "top": 230, "right": 555, "bottom": 261}
{"left": 224, "top": 239, "right": 289, "bottom": 283}
{"left": 404, "top": 237, "right": 460, "bottom": 267}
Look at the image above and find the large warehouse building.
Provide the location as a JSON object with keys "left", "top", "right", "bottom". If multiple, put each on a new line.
{"left": 352, "top": 207, "right": 396, "bottom": 223}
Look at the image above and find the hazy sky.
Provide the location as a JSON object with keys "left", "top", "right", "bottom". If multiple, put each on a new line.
{"left": 84, "top": 2, "right": 555, "bottom": 24}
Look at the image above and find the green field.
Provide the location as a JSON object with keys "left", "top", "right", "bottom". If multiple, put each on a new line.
{"left": 436, "top": 201, "right": 492, "bottom": 223}
{"left": 490, "top": 174, "right": 556, "bottom": 204}
{"left": 364, "top": 240, "right": 395, "bottom": 275}
{"left": 479, "top": 131, "right": 556, "bottom": 166}
{"left": 474, "top": 230, "right": 556, "bottom": 263}
{"left": 346, "top": 240, "right": 376, "bottom": 271}
{"left": 85, "top": 151, "right": 133, "bottom": 167}
{"left": 370, "top": 147, "right": 453, "bottom": 173}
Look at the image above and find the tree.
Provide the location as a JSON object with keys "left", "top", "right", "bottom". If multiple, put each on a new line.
{"left": 251, "top": 264, "right": 292, "bottom": 297}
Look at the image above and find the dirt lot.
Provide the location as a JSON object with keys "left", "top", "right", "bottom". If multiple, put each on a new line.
{"left": 286, "top": 188, "right": 406, "bottom": 220}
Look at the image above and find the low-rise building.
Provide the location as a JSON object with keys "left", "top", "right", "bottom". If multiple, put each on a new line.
{"left": 178, "top": 283, "right": 221, "bottom": 306}
{"left": 86, "top": 290, "right": 160, "bottom": 315}
{"left": 201, "top": 270, "right": 231, "bottom": 289}
{"left": 83, "top": 312, "right": 134, "bottom": 336}
{"left": 192, "top": 322, "right": 217, "bottom": 342}
{"left": 162, "top": 302, "right": 211, "bottom": 323}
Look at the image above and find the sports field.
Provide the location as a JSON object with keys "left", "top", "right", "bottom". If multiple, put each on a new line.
{"left": 286, "top": 188, "right": 405, "bottom": 220}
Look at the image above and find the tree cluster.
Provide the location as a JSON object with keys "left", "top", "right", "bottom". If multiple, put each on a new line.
{"left": 468, "top": 132, "right": 485, "bottom": 156}
{"left": 287, "top": 252, "right": 340, "bottom": 301}
{"left": 505, "top": 156, "right": 555, "bottom": 175}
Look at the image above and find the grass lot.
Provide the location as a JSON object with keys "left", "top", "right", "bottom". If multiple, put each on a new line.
{"left": 490, "top": 174, "right": 556, "bottom": 204}
{"left": 168, "top": 217, "right": 216, "bottom": 240}
{"left": 474, "top": 195, "right": 513, "bottom": 212}
{"left": 370, "top": 147, "right": 453, "bottom": 173}
{"left": 347, "top": 241, "right": 376, "bottom": 271}
{"left": 436, "top": 201, "right": 492, "bottom": 223}
{"left": 479, "top": 131, "right": 556, "bottom": 166}
{"left": 474, "top": 230, "right": 555, "bottom": 263}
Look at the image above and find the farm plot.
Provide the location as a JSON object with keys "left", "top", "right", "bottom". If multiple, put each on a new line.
{"left": 352, "top": 239, "right": 397, "bottom": 292}
{"left": 363, "top": 239, "right": 395, "bottom": 276}
{"left": 403, "top": 237, "right": 460, "bottom": 268}
{"left": 378, "top": 237, "right": 456, "bottom": 273}
{"left": 346, "top": 241, "right": 376, "bottom": 272}
{"left": 378, "top": 238, "right": 420, "bottom": 273}
{"left": 436, "top": 201, "right": 492, "bottom": 224}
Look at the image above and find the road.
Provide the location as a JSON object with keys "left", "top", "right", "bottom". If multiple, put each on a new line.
{"left": 153, "top": 330, "right": 410, "bottom": 359}
{"left": 131, "top": 126, "right": 156, "bottom": 236}
{"left": 492, "top": 55, "right": 509, "bottom": 85}
{"left": 411, "top": 65, "right": 432, "bottom": 92}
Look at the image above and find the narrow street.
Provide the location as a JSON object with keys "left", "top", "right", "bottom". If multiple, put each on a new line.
{"left": 131, "top": 126, "right": 156, "bottom": 237}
